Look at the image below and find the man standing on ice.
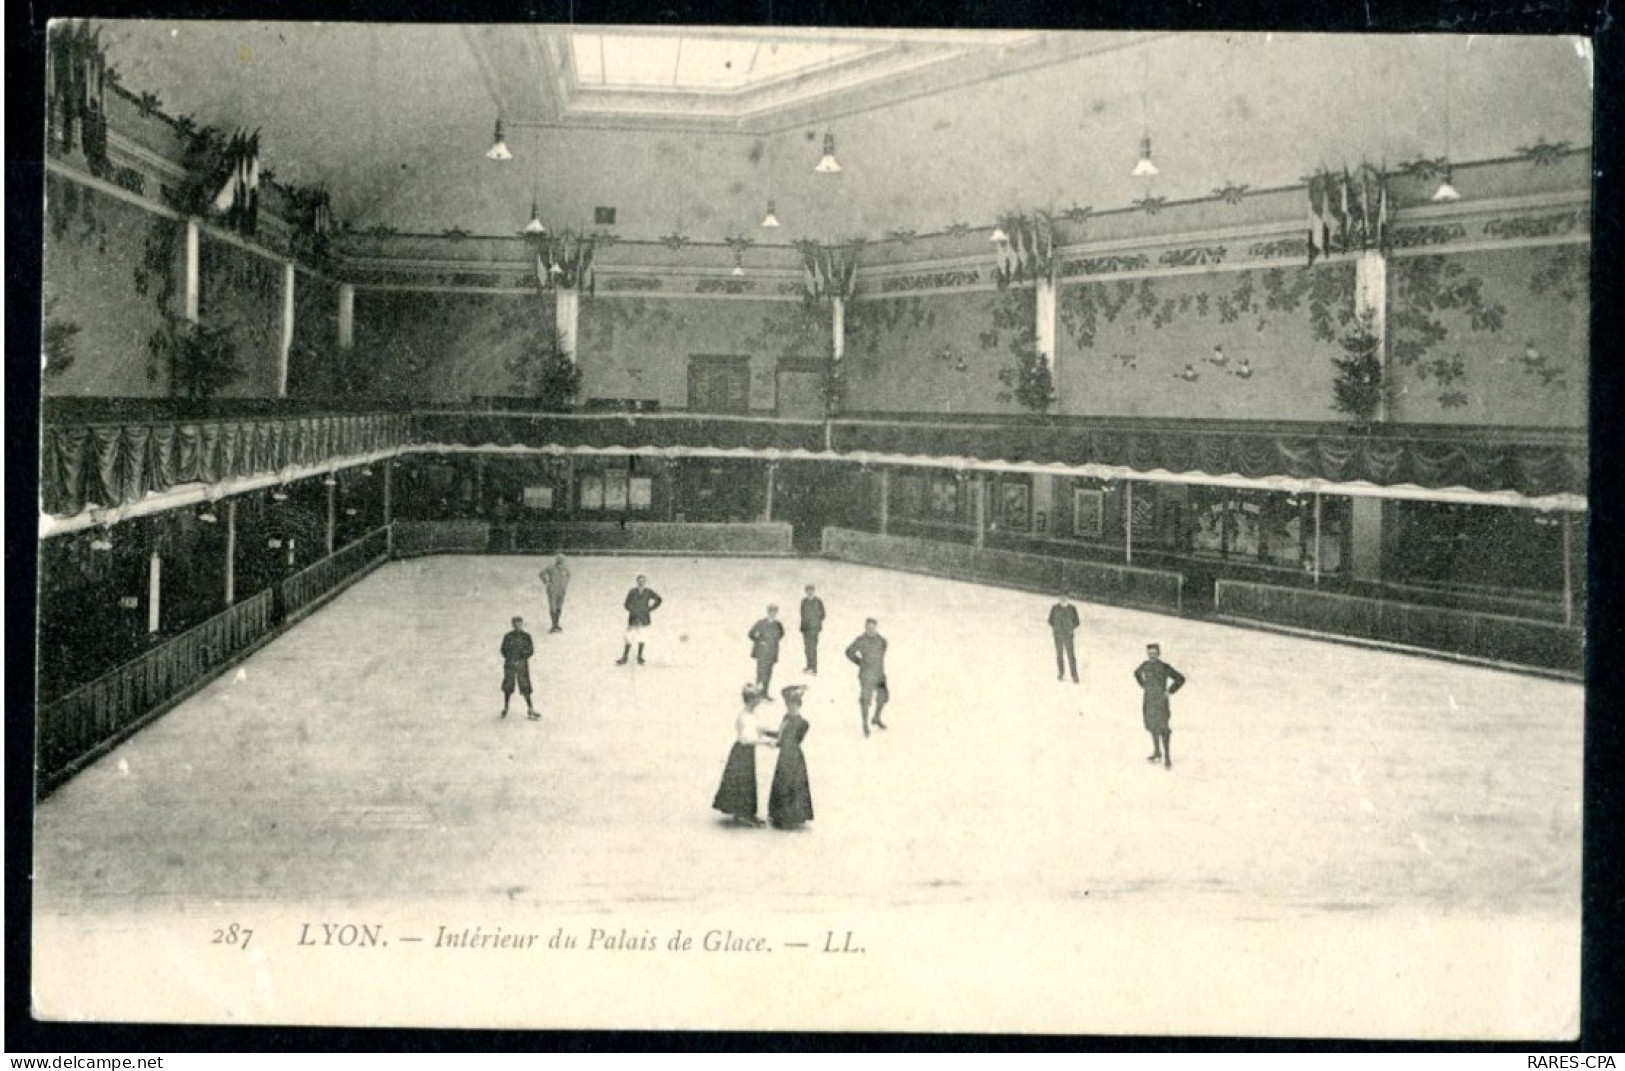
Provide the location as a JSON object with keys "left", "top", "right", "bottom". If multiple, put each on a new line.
{"left": 845, "top": 618, "right": 889, "bottom": 738}
{"left": 616, "top": 575, "right": 663, "bottom": 666}
{"left": 1133, "top": 643, "right": 1186, "bottom": 768}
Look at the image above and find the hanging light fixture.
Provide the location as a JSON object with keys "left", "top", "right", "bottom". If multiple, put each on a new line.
{"left": 732, "top": 246, "right": 747, "bottom": 276}
{"left": 989, "top": 223, "right": 1009, "bottom": 243}
{"left": 761, "top": 132, "right": 781, "bottom": 227}
{"left": 1131, "top": 46, "right": 1159, "bottom": 177}
{"left": 814, "top": 132, "right": 842, "bottom": 173}
{"left": 523, "top": 128, "right": 547, "bottom": 232}
{"left": 486, "top": 117, "right": 512, "bottom": 161}
{"left": 1432, "top": 45, "right": 1461, "bottom": 202}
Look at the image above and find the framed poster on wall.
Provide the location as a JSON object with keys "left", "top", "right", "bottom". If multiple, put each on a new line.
{"left": 522, "top": 486, "right": 555, "bottom": 510}
{"left": 604, "top": 470, "right": 630, "bottom": 510}
{"left": 629, "top": 477, "right": 653, "bottom": 510}
{"left": 1001, "top": 481, "right": 1031, "bottom": 531}
{"left": 1074, "top": 488, "right": 1104, "bottom": 538}
{"left": 579, "top": 474, "right": 604, "bottom": 510}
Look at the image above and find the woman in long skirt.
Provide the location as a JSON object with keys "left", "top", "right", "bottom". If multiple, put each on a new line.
{"left": 713, "top": 684, "right": 773, "bottom": 826}
{"left": 768, "top": 684, "right": 814, "bottom": 830}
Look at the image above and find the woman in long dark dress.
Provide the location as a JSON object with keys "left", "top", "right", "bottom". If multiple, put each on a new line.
{"left": 768, "top": 685, "right": 814, "bottom": 830}
{"left": 713, "top": 684, "right": 773, "bottom": 826}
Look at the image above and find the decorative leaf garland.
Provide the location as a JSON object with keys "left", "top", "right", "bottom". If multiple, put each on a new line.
{"left": 1212, "top": 183, "right": 1250, "bottom": 205}
{"left": 1515, "top": 138, "right": 1576, "bottom": 166}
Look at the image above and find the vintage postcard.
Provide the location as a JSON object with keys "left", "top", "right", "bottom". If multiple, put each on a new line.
{"left": 31, "top": 23, "right": 1590, "bottom": 1039}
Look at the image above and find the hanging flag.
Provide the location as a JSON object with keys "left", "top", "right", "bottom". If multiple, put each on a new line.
{"left": 1306, "top": 174, "right": 1327, "bottom": 266}
{"left": 1337, "top": 168, "right": 1353, "bottom": 251}
{"left": 211, "top": 130, "right": 261, "bottom": 235}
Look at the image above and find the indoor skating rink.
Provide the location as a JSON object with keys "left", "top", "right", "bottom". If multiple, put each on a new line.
{"left": 33, "top": 555, "right": 1583, "bottom": 1038}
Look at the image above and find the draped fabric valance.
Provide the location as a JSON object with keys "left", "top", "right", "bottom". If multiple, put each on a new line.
{"left": 415, "top": 414, "right": 1585, "bottom": 500}
{"left": 38, "top": 409, "right": 1583, "bottom": 520}
{"left": 40, "top": 413, "right": 413, "bottom": 517}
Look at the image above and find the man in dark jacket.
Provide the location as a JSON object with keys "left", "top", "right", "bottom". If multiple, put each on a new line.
{"left": 500, "top": 616, "right": 538, "bottom": 720}
{"left": 1048, "top": 595, "right": 1081, "bottom": 683}
{"left": 1134, "top": 643, "right": 1186, "bottom": 768}
{"left": 616, "top": 575, "right": 663, "bottom": 666}
{"left": 748, "top": 605, "right": 787, "bottom": 697}
{"left": 799, "top": 584, "right": 826, "bottom": 674}
{"left": 845, "top": 618, "right": 889, "bottom": 737}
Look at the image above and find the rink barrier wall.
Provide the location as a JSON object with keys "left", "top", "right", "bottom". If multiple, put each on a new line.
{"left": 391, "top": 520, "right": 795, "bottom": 558}
{"left": 36, "top": 527, "right": 391, "bottom": 799}
{"left": 1214, "top": 580, "right": 1584, "bottom": 676}
{"left": 820, "top": 527, "right": 1185, "bottom": 615}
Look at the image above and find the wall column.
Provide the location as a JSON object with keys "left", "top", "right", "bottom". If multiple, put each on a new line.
{"left": 1312, "top": 493, "right": 1323, "bottom": 586}
{"left": 277, "top": 261, "right": 295, "bottom": 397}
{"left": 325, "top": 476, "right": 337, "bottom": 556}
{"left": 557, "top": 288, "right": 581, "bottom": 359}
{"left": 183, "top": 220, "right": 201, "bottom": 323}
{"left": 1350, "top": 496, "right": 1384, "bottom": 583}
{"left": 877, "top": 469, "right": 890, "bottom": 535}
{"left": 1031, "top": 474, "right": 1054, "bottom": 539}
{"left": 338, "top": 283, "right": 355, "bottom": 349}
{"left": 763, "top": 462, "right": 776, "bottom": 523}
{"left": 1035, "top": 274, "right": 1057, "bottom": 400}
{"left": 974, "top": 475, "right": 987, "bottom": 550}
{"left": 1562, "top": 512, "right": 1574, "bottom": 628}
{"left": 1123, "top": 481, "right": 1135, "bottom": 565}
{"left": 224, "top": 499, "right": 237, "bottom": 607}
{"left": 383, "top": 463, "right": 395, "bottom": 555}
{"left": 147, "top": 551, "right": 162, "bottom": 635}
{"left": 1355, "top": 249, "right": 1388, "bottom": 421}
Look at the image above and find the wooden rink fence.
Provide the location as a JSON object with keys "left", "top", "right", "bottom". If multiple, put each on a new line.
{"left": 36, "top": 527, "right": 392, "bottom": 798}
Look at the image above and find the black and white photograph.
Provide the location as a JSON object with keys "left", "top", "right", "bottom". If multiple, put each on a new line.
{"left": 25, "top": 21, "right": 1596, "bottom": 1041}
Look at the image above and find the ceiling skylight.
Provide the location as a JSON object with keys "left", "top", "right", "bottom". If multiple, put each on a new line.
{"left": 571, "top": 32, "right": 874, "bottom": 92}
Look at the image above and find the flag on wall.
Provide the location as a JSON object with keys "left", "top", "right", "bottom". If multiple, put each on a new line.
{"left": 211, "top": 130, "right": 261, "bottom": 236}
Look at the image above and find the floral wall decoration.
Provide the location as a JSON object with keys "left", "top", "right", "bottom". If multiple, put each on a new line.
{"left": 42, "top": 297, "right": 83, "bottom": 380}
{"left": 1055, "top": 264, "right": 1357, "bottom": 420}
{"left": 1330, "top": 312, "right": 1384, "bottom": 423}
{"left": 1388, "top": 255, "right": 1505, "bottom": 409}
{"left": 1386, "top": 247, "right": 1585, "bottom": 425}
{"left": 1516, "top": 138, "right": 1578, "bottom": 166}
{"left": 1059, "top": 264, "right": 1354, "bottom": 352}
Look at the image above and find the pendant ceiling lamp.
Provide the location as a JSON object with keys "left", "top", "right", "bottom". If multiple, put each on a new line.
{"left": 1130, "top": 46, "right": 1158, "bottom": 178}
{"left": 486, "top": 117, "right": 512, "bottom": 161}
{"left": 1432, "top": 46, "right": 1462, "bottom": 202}
{"left": 523, "top": 129, "right": 547, "bottom": 232}
{"left": 761, "top": 135, "right": 781, "bottom": 227}
{"left": 815, "top": 132, "right": 842, "bottom": 173}
{"left": 989, "top": 224, "right": 1009, "bottom": 243}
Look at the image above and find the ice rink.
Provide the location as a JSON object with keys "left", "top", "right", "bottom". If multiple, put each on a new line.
{"left": 33, "top": 555, "right": 1584, "bottom": 1037}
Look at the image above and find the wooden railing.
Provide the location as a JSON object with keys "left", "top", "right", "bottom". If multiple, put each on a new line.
{"left": 391, "top": 520, "right": 795, "bottom": 557}
{"left": 281, "top": 527, "right": 391, "bottom": 621}
{"left": 1214, "top": 579, "right": 1584, "bottom": 676}
{"left": 36, "top": 526, "right": 392, "bottom": 797}
{"left": 822, "top": 528, "right": 1185, "bottom": 615}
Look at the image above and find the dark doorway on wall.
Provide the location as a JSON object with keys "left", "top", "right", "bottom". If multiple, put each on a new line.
{"left": 775, "top": 461, "right": 870, "bottom": 552}
{"left": 687, "top": 355, "right": 751, "bottom": 413}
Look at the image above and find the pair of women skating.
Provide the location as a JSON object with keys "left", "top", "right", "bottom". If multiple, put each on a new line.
{"left": 711, "top": 682, "right": 813, "bottom": 830}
